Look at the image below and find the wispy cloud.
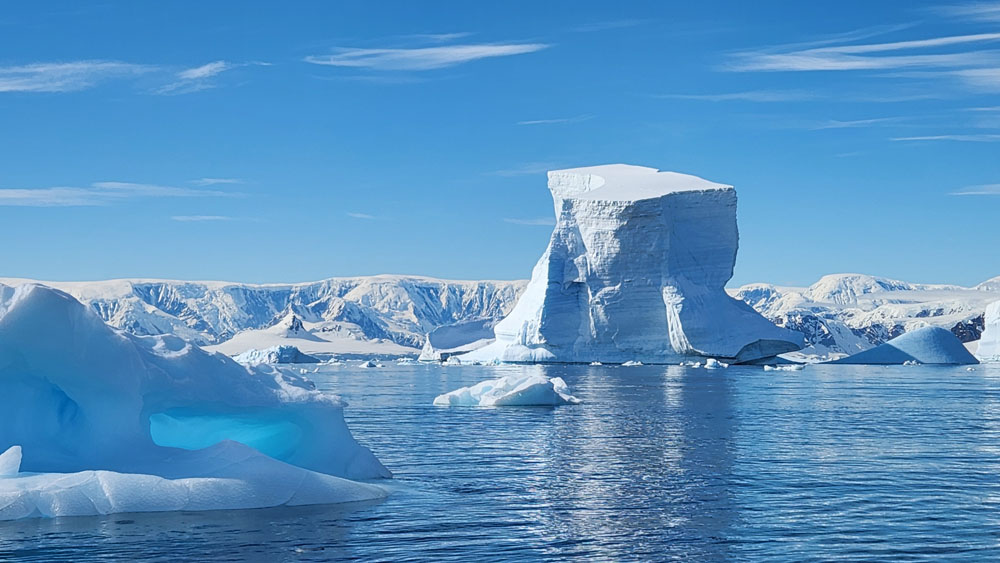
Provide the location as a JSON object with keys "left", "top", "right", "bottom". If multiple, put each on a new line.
{"left": 155, "top": 60, "right": 268, "bottom": 95}
{"left": 0, "top": 180, "right": 237, "bottom": 207}
{"left": 517, "top": 114, "right": 593, "bottom": 125}
{"left": 171, "top": 215, "right": 233, "bottom": 222}
{"left": 190, "top": 177, "right": 244, "bottom": 186}
{"left": 405, "top": 32, "right": 475, "bottom": 43}
{"left": 347, "top": 212, "right": 376, "bottom": 219}
{"left": 0, "top": 59, "right": 266, "bottom": 95}
{"left": 812, "top": 117, "right": 906, "bottom": 129}
{"left": 178, "top": 61, "right": 231, "bottom": 81}
{"left": 937, "top": 2, "right": 1000, "bottom": 22}
{"left": 892, "top": 133, "right": 1000, "bottom": 141}
{"left": 0, "top": 60, "right": 149, "bottom": 93}
{"left": 304, "top": 43, "right": 548, "bottom": 71}
{"left": 728, "top": 32, "right": 1000, "bottom": 72}
{"left": 951, "top": 183, "right": 1000, "bottom": 195}
{"left": 489, "top": 162, "right": 561, "bottom": 177}
{"left": 657, "top": 89, "right": 818, "bottom": 102}
{"left": 503, "top": 217, "right": 556, "bottom": 226}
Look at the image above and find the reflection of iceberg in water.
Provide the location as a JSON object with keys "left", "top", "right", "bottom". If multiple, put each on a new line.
{"left": 514, "top": 365, "right": 736, "bottom": 560}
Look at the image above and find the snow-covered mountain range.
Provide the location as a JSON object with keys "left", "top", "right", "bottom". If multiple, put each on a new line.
{"left": 2, "top": 272, "right": 997, "bottom": 360}
{"left": 730, "top": 273, "right": 1000, "bottom": 359}
{"left": 0, "top": 276, "right": 524, "bottom": 356}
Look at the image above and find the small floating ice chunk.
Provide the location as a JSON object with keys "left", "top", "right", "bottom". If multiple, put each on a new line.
{"left": 704, "top": 358, "right": 729, "bottom": 369}
{"left": 589, "top": 361, "right": 603, "bottom": 366}
{"left": 0, "top": 446, "right": 21, "bottom": 477}
{"left": 764, "top": 364, "right": 805, "bottom": 372}
{"left": 443, "top": 356, "right": 462, "bottom": 366}
{"left": 621, "top": 360, "right": 643, "bottom": 367}
{"left": 433, "top": 374, "right": 581, "bottom": 407}
{"left": 359, "top": 360, "right": 380, "bottom": 368}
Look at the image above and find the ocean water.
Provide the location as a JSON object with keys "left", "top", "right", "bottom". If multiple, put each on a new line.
{"left": 3, "top": 362, "right": 1000, "bottom": 561}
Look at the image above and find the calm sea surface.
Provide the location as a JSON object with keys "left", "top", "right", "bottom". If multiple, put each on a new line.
{"left": 3, "top": 363, "right": 1000, "bottom": 561}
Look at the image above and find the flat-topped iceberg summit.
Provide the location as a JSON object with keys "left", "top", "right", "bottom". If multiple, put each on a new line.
{"left": 830, "top": 326, "right": 978, "bottom": 365}
{"left": 0, "top": 283, "right": 388, "bottom": 519}
{"left": 977, "top": 301, "right": 1000, "bottom": 362}
{"left": 464, "top": 164, "right": 803, "bottom": 364}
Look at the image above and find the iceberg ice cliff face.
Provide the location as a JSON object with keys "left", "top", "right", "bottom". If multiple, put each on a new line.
{"left": 0, "top": 283, "right": 388, "bottom": 519}
{"left": 978, "top": 301, "right": 1000, "bottom": 362}
{"left": 466, "top": 164, "right": 803, "bottom": 364}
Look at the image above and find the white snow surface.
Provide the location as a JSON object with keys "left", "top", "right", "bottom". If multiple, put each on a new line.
{"left": 732, "top": 273, "right": 1000, "bottom": 360}
{"left": 0, "top": 283, "right": 388, "bottom": 519}
{"left": 977, "top": 301, "right": 1000, "bottom": 362}
{"left": 433, "top": 373, "right": 580, "bottom": 407}
{"left": 464, "top": 164, "right": 804, "bottom": 364}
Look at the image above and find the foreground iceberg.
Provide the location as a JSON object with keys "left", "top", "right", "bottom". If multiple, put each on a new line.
{"left": 233, "top": 345, "right": 321, "bottom": 365}
{"left": 977, "top": 301, "right": 1000, "bottom": 362}
{"left": 433, "top": 374, "right": 580, "bottom": 406}
{"left": 0, "top": 284, "right": 389, "bottom": 519}
{"left": 464, "top": 164, "right": 803, "bottom": 364}
{"left": 828, "top": 326, "right": 979, "bottom": 365}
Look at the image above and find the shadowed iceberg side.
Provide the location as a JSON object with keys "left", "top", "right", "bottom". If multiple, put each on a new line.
{"left": 463, "top": 164, "right": 804, "bottom": 364}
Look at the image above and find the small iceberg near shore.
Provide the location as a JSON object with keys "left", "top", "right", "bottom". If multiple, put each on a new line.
{"left": 827, "top": 326, "right": 978, "bottom": 366}
{"left": 233, "top": 345, "right": 321, "bottom": 365}
{"left": 433, "top": 374, "right": 581, "bottom": 407}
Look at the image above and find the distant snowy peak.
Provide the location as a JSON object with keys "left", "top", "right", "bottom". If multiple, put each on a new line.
{"left": 804, "top": 274, "right": 919, "bottom": 305}
{"left": 733, "top": 273, "right": 999, "bottom": 359}
{"left": 976, "top": 277, "right": 1000, "bottom": 292}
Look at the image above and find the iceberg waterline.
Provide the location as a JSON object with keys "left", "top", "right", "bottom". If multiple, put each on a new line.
{"left": 0, "top": 283, "right": 388, "bottom": 520}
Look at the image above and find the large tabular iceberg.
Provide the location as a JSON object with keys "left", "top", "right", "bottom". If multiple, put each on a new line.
{"left": 977, "top": 301, "right": 1000, "bottom": 362}
{"left": 464, "top": 164, "right": 803, "bottom": 364}
{"left": 0, "top": 284, "right": 389, "bottom": 519}
{"left": 828, "top": 326, "right": 979, "bottom": 365}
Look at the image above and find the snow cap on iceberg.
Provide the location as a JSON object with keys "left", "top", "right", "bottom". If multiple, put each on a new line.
{"left": 464, "top": 164, "right": 804, "bottom": 365}
{"left": 829, "top": 326, "right": 979, "bottom": 365}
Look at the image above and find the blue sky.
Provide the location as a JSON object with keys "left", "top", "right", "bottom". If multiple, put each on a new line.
{"left": 1, "top": 1, "right": 998, "bottom": 287}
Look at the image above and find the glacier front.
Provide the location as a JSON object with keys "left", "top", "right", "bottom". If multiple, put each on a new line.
{"left": 0, "top": 283, "right": 388, "bottom": 519}
{"left": 978, "top": 301, "right": 1000, "bottom": 362}
{"left": 465, "top": 164, "right": 803, "bottom": 364}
